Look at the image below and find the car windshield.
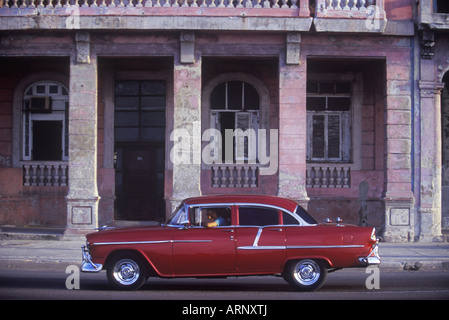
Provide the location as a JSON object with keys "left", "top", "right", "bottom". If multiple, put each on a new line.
{"left": 165, "top": 203, "right": 188, "bottom": 226}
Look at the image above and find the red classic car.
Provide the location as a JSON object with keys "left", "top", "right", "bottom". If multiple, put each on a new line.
{"left": 81, "top": 195, "right": 380, "bottom": 291}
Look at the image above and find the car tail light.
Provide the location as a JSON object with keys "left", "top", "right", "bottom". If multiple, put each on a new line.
{"left": 370, "top": 228, "right": 377, "bottom": 242}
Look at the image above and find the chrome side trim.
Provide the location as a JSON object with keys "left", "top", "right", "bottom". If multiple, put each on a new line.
{"left": 172, "top": 240, "right": 213, "bottom": 243}
{"left": 93, "top": 240, "right": 171, "bottom": 246}
{"left": 253, "top": 228, "right": 263, "bottom": 246}
{"left": 238, "top": 246, "right": 286, "bottom": 250}
{"left": 92, "top": 240, "right": 212, "bottom": 246}
{"left": 237, "top": 244, "right": 364, "bottom": 250}
{"left": 287, "top": 245, "right": 364, "bottom": 249}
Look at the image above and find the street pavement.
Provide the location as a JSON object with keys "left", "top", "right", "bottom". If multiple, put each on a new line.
{"left": 0, "top": 227, "right": 448, "bottom": 270}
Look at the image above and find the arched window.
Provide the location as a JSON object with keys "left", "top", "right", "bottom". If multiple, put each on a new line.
{"left": 209, "top": 81, "right": 260, "bottom": 162}
{"left": 22, "top": 81, "right": 69, "bottom": 161}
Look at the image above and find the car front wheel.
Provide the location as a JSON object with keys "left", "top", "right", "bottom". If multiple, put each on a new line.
{"left": 283, "top": 259, "right": 327, "bottom": 291}
{"left": 107, "top": 253, "right": 148, "bottom": 290}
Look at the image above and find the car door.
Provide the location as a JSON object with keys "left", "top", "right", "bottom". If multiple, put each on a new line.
{"left": 172, "top": 205, "right": 236, "bottom": 276}
{"left": 235, "top": 206, "right": 286, "bottom": 273}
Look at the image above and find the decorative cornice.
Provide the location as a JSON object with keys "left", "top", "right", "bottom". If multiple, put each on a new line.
{"left": 420, "top": 29, "right": 435, "bottom": 60}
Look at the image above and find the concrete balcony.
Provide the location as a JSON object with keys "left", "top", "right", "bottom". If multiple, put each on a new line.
{"left": 0, "top": 0, "right": 314, "bottom": 31}
{"left": 314, "top": 0, "right": 386, "bottom": 33}
{"left": 418, "top": 0, "right": 449, "bottom": 30}
{"left": 0, "top": 0, "right": 389, "bottom": 33}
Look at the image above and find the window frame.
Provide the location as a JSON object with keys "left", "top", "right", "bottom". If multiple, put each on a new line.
{"left": 114, "top": 79, "right": 166, "bottom": 143}
{"left": 306, "top": 73, "right": 363, "bottom": 170}
{"left": 306, "top": 83, "right": 352, "bottom": 162}
{"left": 201, "top": 73, "right": 271, "bottom": 168}
{"left": 22, "top": 81, "right": 69, "bottom": 162}
{"left": 209, "top": 81, "right": 260, "bottom": 163}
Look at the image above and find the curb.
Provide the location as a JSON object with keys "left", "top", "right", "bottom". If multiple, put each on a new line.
{"left": 379, "top": 260, "right": 449, "bottom": 271}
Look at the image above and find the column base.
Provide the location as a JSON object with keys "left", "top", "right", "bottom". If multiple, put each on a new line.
{"left": 383, "top": 197, "right": 415, "bottom": 242}
{"left": 418, "top": 207, "right": 443, "bottom": 242}
{"left": 66, "top": 196, "right": 100, "bottom": 234}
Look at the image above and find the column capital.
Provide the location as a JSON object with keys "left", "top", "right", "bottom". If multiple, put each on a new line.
{"left": 420, "top": 29, "right": 435, "bottom": 60}
{"left": 180, "top": 31, "right": 195, "bottom": 64}
{"left": 75, "top": 31, "right": 91, "bottom": 64}
{"left": 419, "top": 80, "right": 445, "bottom": 97}
{"left": 286, "top": 32, "right": 301, "bottom": 65}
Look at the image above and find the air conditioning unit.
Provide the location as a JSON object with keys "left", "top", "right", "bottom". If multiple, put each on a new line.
{"left": 28, "top": 96, "right": 52, "bottom": 113}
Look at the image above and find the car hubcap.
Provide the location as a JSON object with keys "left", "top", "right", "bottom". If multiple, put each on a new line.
{"left": 113, "top": 259, "right": 140, "bottom": 285}
{"left": 294, "top": 260, "right": 320, "bottom": 286}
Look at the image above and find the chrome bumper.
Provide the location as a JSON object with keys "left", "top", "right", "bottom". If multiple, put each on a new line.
{"left": 80, "top": 245, "right": 103, "bottom": 273}
{"left": 358, "top": 243, "right": 381, "bottom": 266}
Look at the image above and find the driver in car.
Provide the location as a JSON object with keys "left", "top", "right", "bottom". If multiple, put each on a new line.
{"left": 206, "top": 210, "right": 226, "bottom": 228}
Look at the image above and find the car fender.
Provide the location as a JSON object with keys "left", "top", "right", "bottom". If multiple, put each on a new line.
{"left": 282, "top": 255, "right": 334, "bottom": 270}
{"left": 103, "top": 247, "right": 172, "bottom": 277}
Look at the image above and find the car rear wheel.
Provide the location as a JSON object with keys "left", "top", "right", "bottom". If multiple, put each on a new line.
{"left": 283, "top": 259, "right": 327, "bottom": 291}
{"left": 107, "top": 253, "right": 148, "bottom": 290}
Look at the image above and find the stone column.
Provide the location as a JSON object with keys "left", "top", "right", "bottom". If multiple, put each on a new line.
{"left": 383, "top": 53, "right": 415, "bottom": 242}
{"left": 413, "top": 29, "right": 444, "bottom": 242}
{"left": 418, "top": 80, "right": 444, "bottom": 242}
{"left": 442, "top": 84, "right": 449, "bottom": 230}
{"left": 65, "top": 31, "right": 100, "bottom": 235}
{"left": 277, "top": 35, "right": 309, "bottom": 208}
{"left": 169, "top": 31, "right": 202, "bottom": 212}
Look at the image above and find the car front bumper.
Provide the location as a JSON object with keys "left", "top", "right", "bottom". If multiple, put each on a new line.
{"left": 80, "top": 245, "right": 103, "bottom": 273}
{"left": 358, "top": 243, "right": 381, "bottom": 266}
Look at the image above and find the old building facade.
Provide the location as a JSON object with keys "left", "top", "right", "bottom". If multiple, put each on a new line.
{"left": 0, "top": 0, "right": 446, "bottom": 242}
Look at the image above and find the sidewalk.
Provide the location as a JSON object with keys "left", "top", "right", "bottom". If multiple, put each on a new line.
{"left": 0, "top": 228, "right": 448, "bottom": 270}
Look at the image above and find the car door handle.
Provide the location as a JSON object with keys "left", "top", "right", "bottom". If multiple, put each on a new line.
{"left": 221, "top": 229, "right": 234, "bottom": 233}
{"left": 269, "top": 228, "right": 282, "bottom": 232}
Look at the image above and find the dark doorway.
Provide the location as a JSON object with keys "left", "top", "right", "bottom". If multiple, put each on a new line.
{"left": 115, "top": 144, "right": 165, "bottom": 221}
{"left": 32, "top": 120, "right": 62, "bottom": 161}
{"left": 114, "top": 80, "right": 166, "bottom": 221}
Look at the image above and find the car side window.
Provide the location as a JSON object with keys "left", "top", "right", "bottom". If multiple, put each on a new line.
{"left": 282, "top": 212, "right": 300, "bottom": 225}
{"left": 189, "top": 206, "right": 232, "bottom": 227}
{"left": 238, "top": 206, "right": 279, "bottom": 226}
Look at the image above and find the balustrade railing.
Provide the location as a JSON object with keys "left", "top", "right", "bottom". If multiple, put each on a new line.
{"left": 1, "top": 0, "right": 386, "bottom": 21}
{"left": 211, "top": 164, "right": 258, "bottom": 188}
{"left": 306, "top": 164, "right": 350, "bottom": 188}
{"left": 316, "top": 0, "right": 385, "bottom": 19}
{"left": 0, "top": 0, "right": 302, "bottom": 9}
{"left": 23, "top": 162, "right": 68, "bottom": 186}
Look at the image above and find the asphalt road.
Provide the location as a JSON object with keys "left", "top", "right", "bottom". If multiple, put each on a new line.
{"left": 0, "top": 261, "right": 448, "bottom": 303}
